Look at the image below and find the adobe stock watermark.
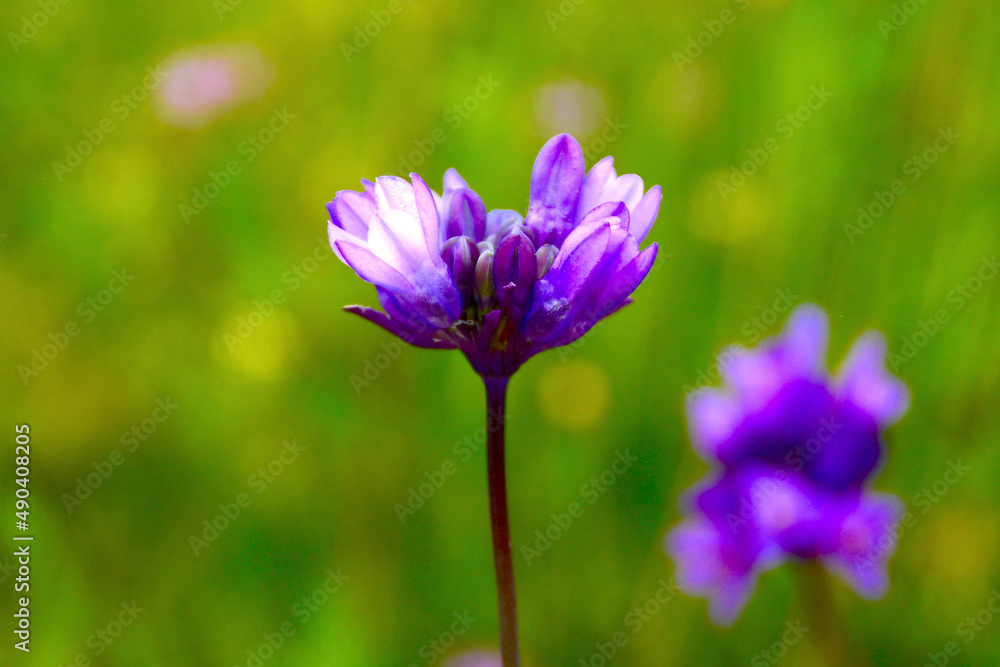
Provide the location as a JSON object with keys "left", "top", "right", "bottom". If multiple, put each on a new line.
{"left": 223, "top": 292, "right": 286, "bottom": 353}
{"left": 557, "top": 250, "right": 671, "bottom": 363}
{"left": 554, "top": 296, "right": 624, "bottom": 363}
{"left": 888, "top": 254, "right": 997, "bottom": 371}
{"left": 393, "top": 407, "right": 504, "bottom": 523}
{"left": 922, "top": 588, "right": 1000, "bottom": 667}
{"left": 545, "top": 0, "right": 586, "bottom": 31}
{"left": 580, "top": 116, "right": 628, "bottom": 165}
{"left": 852, "top": 459, "right": 969, "bottom": 574}
{"left": 878, "top": 0, "right": 931, "bottom": 40}
{"left": 341, "top": 0, "right": 414, "bottom": 63}
{"left": 232, "top": 568, "right": 350, "bottom": 667}
{"left": 682, "top": 288, "right": 800, "bottom": 399}
{"left": 394, "top": 74, "right": 501, "bottom": 177}
{"left": 52, "top": 68, "right": 167, "bottom": 181}
{"left": 57, "top": 601, "right": 145, "bottom": 666}
{"left": 725, "top": 418, "right": 843, "bottom": 534}
{"left": 188, "top": 438, "right": 306, "bottom": 556}
{"left": 213, "top": 0, "right": 243, "bottom": 20}
{"left": 672, "top": 0, "right": 750, "bottom": 72}
{"left": 223, "top": 235, "right": 330, "bottom": 352}
{"left": 18, "top": 269, "right": 134, "bottom": 386}
{"left": 7, "top": 0, "right": 71, "bottom": 54}
{"left": 750, "top": 620, "right": 809, "bottom": 666}
{"left": 405, "top": 611, "right": 477, "bottom": 667}
{"left": 717, "top": 85, "right": 834, "bottom": 201}
{"left": 505, "top": 115, "right": 630, "bottom": 216}
{"left": 844, "top": 127, "right": 958, "bottom": 243}
{"left": 0, "top": 557, "right": 14, "bottom": 586}
{"left": 62, "top": 397, "right": 179, "bottom": 514}
{"left": 521, "top": 449, "right": 638, "bottom": 566}
{"left": 577, "top": 578, "right": 680, "bottom": 666}
{"left": 180, "top": 107, "right": 295, "bottom": 223}
{"left": 349, "top": 340, "right": 403, "bottom": 394}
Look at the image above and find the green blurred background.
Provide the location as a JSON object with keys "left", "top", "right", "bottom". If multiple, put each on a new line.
{"left": 1, "top": 0, "right": 999, "bottom": 664}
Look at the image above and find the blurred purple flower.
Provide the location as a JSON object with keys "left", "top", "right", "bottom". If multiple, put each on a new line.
{"left": 533, "top": 80, "right": 606, "bottom": 138}
{"left": 154, "top": 43, "right": 275, "bottom": 129}
{"left": 444, "top": 651, "right": 503, "bottom": 667}
{"left": 327, "top": 134, "right": 661, "bottom": 378}
{"left": 666, "top": 304, "right": 910, "bottom": 625}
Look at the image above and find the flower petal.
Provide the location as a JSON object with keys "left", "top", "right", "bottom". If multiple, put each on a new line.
{"left": 343, "top": 305, "right": 454, "bottom": 349}
{"left": 824, "top": 492, "right": 905, "bottom": 599}
{"left": 327, "top": 220, "right": 355, "bottom": 263}
{"left": 523, "top": 223, "right": 611, "bottom": 344}
{"left": 486, "top": 209, "right": 524, "bottom": 242}
{"left": 492, "top": 229, "right": 536, "bottom": 310}
{"left": 597, "top": 242, "right": 657, "bottom": 307}
{"left": 379, "top": 277, "right": 460, "bottom": 329}
{"left": 443, "top": 167, "right": 469, "bottom": 194}
{"left": 372, "top": 175, "right": 419, "bottom": 219}
{"left": 578, "top": 201, "right": 630, "bottom": 231}
{"left": 367, "top": 209, "right": 432, "bottom": 275}
{"left": 835, "top": 331, "right": 910, "bottom": 428}
{"left": 445, "top": 188, "right": 487, "bottom": 242}
{"left": 665, "top": 519, "right": 761, "bottom": 626}
{"left": 537, "top": 237, "right": 651, "bottom": 348}
{"left": 575, "top": 156, "right": 616, "bottom": 222}
{"left": 410, "top": 172, "right": 443, "bottom": 258}
{"left": 630, "top": 185, "right": 662, "bottom": 243}
{"left": 547, "top": 222, "right": 611, "bottom": 297}
{"left": 599, "top": 173, "right": 645, "bottom": 210}
{"left": 721, "top": 303, "right": 828, "bottom": 409}
{"left": 686, "top": 388, "right": 742, "bottom": 460}
{"left": 334, "top": 241, "right": 414, "bottom": 295}
{"left": 527, "top": 134, "right": 585, "bottom": 246}
{"left": 327, "top": 189, "right": 376, "bottom": 239}
{"left": 780, "top": 303, "right": 830, "bottom": 378}
{"left": 551, "top": 215, "right": 622, "bottom": 273}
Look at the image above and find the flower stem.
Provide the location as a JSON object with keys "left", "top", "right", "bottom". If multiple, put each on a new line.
{"left": 484, "top": 376, "right": 520, "bottom": 667}
{"left": 796, "top": 561, "right": 870, "bottom": 667}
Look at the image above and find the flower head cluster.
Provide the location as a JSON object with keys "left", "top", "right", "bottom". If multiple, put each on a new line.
{"left": 666, "top": 304, "right": 909, "bottom": 625}
{"left": 327, "top": 134, "right": 660, "bottom": 377}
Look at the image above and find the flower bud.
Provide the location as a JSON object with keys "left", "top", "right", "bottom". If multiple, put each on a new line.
{"left": 474, "top": 249, "right": 496, "bottom": 312}
{"left": 442, "top": 236, "right": 480, "bottom": 309}
{"left": 535, "top": 244, "right": 558, "bottom": 279}
{"left": 494, "top": 215, "right": 537, "bottom": 249}
{"left": 444, "top": 189, "right": 487, "bottom": 241}
{"left": 492, "top": 229, "right": 537, "bottom": 311}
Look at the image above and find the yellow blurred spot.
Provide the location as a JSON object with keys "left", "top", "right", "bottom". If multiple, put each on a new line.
{"left": 689, "top": 168, "right": 772, "bottom": 243}
{"left": 536, "top": 359, "right": 610, "bottom": 431}
{"left": 916, "top": 508, "right": 999, "bottom": 588}
{"left": 30, "top": 371, "right": 125, "bottom": 457}
{"left": 290, "top": 0, "right": 356, "bottom": 37}
{"left": 78, "top": 148, "right": 159, "bottom": 232}
{"left": 217, "top": 307, "right": 300, "bottom": 381}
{"left": 646, "top": 61, "right": 723, "bottom": 138}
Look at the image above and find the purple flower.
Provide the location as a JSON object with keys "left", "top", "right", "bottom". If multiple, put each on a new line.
{"left": 665, "top": 304, "right": 910, "bottom": 625}
{"left": 327, "top": 134, "right": 661, "bottom": 378}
